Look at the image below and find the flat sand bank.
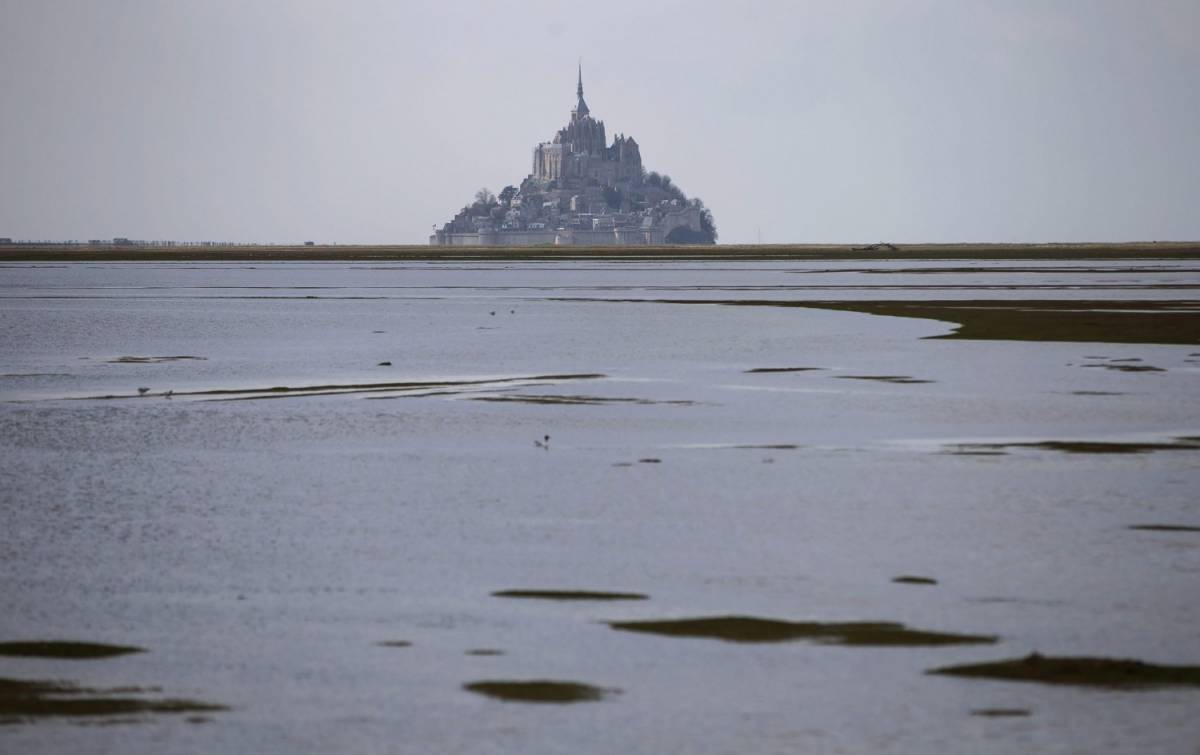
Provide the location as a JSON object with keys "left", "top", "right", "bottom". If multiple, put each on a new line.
{"left": 4, "top": 241, "right": 1200, "bottom": 262}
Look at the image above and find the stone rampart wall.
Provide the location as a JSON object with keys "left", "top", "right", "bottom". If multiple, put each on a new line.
{"left": 430, "top": 230, "right": 558, "bottom": 247}
{"left": 430, "top": 208, "right": 703, "bottom": 246}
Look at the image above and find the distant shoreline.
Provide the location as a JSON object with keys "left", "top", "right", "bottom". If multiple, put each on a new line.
{"left": 3, "top": 242, "right": 1199, "bottom": 262}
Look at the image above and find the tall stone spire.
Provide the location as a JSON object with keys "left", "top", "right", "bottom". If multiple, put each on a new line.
{"left": 574, "top": 61, "right": 589, "bottom": 117}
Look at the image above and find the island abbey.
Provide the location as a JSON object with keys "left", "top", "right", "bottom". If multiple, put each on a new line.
{"left": 431, "top": 67, "right": 716, "bottom": 246}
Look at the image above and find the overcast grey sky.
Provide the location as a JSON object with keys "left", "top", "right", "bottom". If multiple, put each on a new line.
{"left": 2, "top": 0, "right": 1198, "bottom": 245}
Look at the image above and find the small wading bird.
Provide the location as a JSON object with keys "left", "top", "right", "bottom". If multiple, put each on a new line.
{"left": 137, "top": 387, "right": 150, "bottom": 395}
{"left": 535, "top": 434, "right": 551, "bottom": 449}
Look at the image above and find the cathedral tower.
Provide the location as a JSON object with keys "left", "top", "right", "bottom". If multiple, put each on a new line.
{"left": 572, "top": 62, "right": 590, "bottom": 119}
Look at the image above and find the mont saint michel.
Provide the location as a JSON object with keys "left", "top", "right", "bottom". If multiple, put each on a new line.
{"left": 6, "top": 3, "right": 1200, "bottom": 754}
{"left": 431, "top": 67, "right": 717, "bottom": 247}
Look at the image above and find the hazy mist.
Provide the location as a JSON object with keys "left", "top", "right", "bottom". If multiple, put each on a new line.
{"left": 2, "top": 0, "right": 1198, "bottom": 244}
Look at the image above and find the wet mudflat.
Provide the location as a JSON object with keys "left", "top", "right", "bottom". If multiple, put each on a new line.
{"left": 1, "top": 257, "right": 1199, "bottom": 754}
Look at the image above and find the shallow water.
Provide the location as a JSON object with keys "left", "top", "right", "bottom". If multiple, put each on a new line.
{"left": 1, "top": 259, "right": 1199, "bottom": 753}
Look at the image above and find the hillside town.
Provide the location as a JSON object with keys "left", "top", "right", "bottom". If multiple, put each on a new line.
{"left": 431, "top": 67, "right": 716, "bottom": 246}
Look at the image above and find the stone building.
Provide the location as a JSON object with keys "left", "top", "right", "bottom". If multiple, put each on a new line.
{"left": 531, "top": 67, "right": 643, "bottom": 186}
{"left": 432, "top": 66, "right": 715, "bottom": 247}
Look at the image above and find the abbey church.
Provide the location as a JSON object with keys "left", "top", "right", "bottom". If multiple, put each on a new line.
{"left": 431, "top": 67, "right": 716, "bottom": 246}
{"left": 531, "top": 74, "right": 644, "bottom": 185}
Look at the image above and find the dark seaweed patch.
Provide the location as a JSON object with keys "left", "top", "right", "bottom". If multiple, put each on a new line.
{"left": 950, "top": 438, "right": 1200, "bottom": 455}
{"left": 1128, "top": 524, "right": 1200, "bottom": 533}
{"left": 1082, "top": 363, "right": 1165, "bottom": 372}
{"left": 0, "top": 677, "right": 227, "bottom": 721}
{"left": 626, "top": 298, "right": 1200, "bottom": 346}
{"left": 892, "top": 576, "right": 938, "bottom": 586}
{"left": 0, "top": 642, "right": 144, "bottom": 659}
{"left": 928, "top": 653, "right": 1200, "bottom": 688}
{"left": 638, "top": 458, "right": 662, "bottom": 464}
{"left": 463, "top": 680, "right": 612, "bottom": 703}
{"left": 732, "top": 444, "right": 800, "bottom": 450}
{"left": 465, "top": 649, "right": 505, "bottom": 656}
{"left": 744, "top": 367, "right": 826, "bottom": 373}
{"left": 376, "top": 640, "right": 412, "bottom": 648}
{"left": 608, "top": 616, "right": 995, "bottom": 646}
{"left": 1070, "top": 391, "right": 1125, "bottom": 396}
{"left": 836, "top": 375, "right": 934, "bottom": 384}
{"left": 492, "top": 590, "right": 648, "bottom": 602}
{"left": 107, "top": 356, "right": 206, "bottom": 364}
{"left": 812, "top": 300, "right": 1200, "bottom": 345}
{"left": 971, "top": 708, "right": 1032, "bottom": 717}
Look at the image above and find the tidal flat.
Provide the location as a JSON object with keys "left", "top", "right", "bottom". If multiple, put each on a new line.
{"left": 1, "top": 254, "right": 1199, "bottom": 754}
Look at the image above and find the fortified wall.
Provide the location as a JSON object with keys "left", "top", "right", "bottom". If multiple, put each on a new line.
{"left": 432, "top": 207, "right": 703, "bottom": 247}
